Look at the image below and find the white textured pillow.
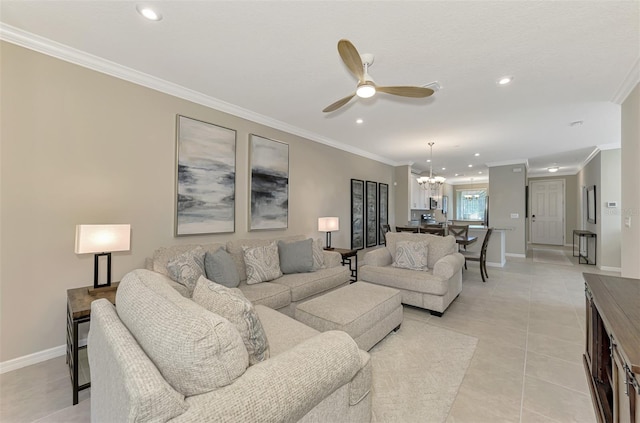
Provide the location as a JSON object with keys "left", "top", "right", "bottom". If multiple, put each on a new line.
{"left": 392, "top": 241, "right": 429, "bottom": 270}
{"left": 311, "top": 238, "right": 325, "bottom": 271}
{"left": 242, "top": 241, "right": 282, "bottom": 285}
{"left": 166, "top": 246, "right": 205, "bottom": 294}
{"left": 192, "top": 276, "right": 269, "bottom": 365}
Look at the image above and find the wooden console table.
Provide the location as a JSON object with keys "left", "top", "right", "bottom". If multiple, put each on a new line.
{"left": 583, "top": 273, "right": 639, "bottom": 423}
{"left": 574, "top": 230, "right": 597, "bottom": 265}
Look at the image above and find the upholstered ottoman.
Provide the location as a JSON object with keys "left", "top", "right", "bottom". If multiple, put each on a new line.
{"left": 295, "top": 281, "right": 403, "bottom": 351}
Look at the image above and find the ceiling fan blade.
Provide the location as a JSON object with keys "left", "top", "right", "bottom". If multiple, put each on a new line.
{"left": 377, "top": 86, "right": 435, "bottom": 98}
{"left": 323, "top": 93, "right": 356, "bottom": 113}
{"left": 337, "top": 39, "right": 364, "bottom": 82}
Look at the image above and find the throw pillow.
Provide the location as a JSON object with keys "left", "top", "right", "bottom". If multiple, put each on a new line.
{"left": 311, "top": 238, "right": 325, "bottom": 271}
{"left": 204, "top": 249, "right": 240, "bottom": 288}
{"left": 277, "top": 238, "right": 313, "bottom": 274}
{"left": 166, "top": 246, "right": 205, "bottom": 294}
{"left": 243, "top": 241, "right": 282, "bottom": 285}
{"left": 192, "top": 276, "right": 270, "bottom": 365}
{"left": 392, "top": 241, "right": 429, "bottom": 271}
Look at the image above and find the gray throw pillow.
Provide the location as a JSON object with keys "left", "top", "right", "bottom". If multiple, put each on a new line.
{"left": 278, "top": 239, "right": 313, "bottom": 274}
{"left": 311, "top": 238, "right": 325, "bottom": 271}
{"left": 242, "top": 242, "right": 282, "bottom": 285}
{"left": 192, "top": 276, "right": 270, "bottom": 366}
{"left": 205, "top": 249, "right": 240, "bottom": 288}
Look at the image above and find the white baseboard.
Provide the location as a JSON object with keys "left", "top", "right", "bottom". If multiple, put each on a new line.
{"left": 486, "top": 261, "right": 505, "bottom": 268}
{"left": 0, "top": 345, "right": 65, "bottom": 374}
{"left": 598, "top": 265, "right": 622, "bottom": 272}
{"left": 0, "top": 338, "right": 87, "bottom": 374}
{"left": 505, "top": 253, "right": 527, "bottom": 258}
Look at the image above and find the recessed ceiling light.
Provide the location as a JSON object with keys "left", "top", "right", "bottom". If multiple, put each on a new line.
{"left": 136, "top": 5, "right": 163, "bottom": 21}
{"left": 455, "top": 173, "right": 459, "bottom": 177}
{"left": 356, "top": 118, "right": 363, "bottom": 124}
{"left": 474, "top": 153, "right": 480, "bottom": 157}
{"left": 478, "top": 171, "right": 482, "bottom": 174}
{"left": 426, "top": 159, "right": 431, "bottom": 163}
{"left": 497, "top": 76, "right": 513, "bottom": 85}
{"left": 548, "top": 166, "right": 560, "bottom": 173}
{"left": 442, "top": 167, "right": 446, "bottom": 170}
{"left": 468, "top": 164, "right": 473, "bottom": 168}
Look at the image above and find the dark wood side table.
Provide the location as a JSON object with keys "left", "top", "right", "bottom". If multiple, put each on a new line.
{"left": 330, "top": 248, "right": 358, "bottom": 282}
{"left": 66, "top": 283, "right": 118, "bottom": 405}
{"left": 573, "top": 230, "right": 596, "bottom": 265}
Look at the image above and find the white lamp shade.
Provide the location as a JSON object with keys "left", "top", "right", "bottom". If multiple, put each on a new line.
{"left": 75, "top": 224, "right": 131, "bottom": 254}
{"left": 318, "top": 217, "right": 339, "bottom": 232}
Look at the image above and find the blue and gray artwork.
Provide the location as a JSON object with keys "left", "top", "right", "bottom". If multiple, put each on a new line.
{"left": 250, "top": 135, "right": 288, "bottom": 230}
{"left": 176, "top": 116, "right": 236, "bottom": 235}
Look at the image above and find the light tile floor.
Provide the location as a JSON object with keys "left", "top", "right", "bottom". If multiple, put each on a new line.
{"left": 0, "top": 245, "right": 617, "bottom": 422}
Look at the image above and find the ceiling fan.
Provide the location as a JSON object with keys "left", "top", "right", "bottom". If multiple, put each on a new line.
{"left": 323, "top": 39, "right": 435, "bottom": 113}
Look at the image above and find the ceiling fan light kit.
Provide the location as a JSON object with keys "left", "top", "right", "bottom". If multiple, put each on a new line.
{"left": 323, "top": 39, "right": 434, "bottom": 112}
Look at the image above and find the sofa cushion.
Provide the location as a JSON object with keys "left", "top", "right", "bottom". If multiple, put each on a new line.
{"left": 116, "top": 269, "right": 248, "bottom": 396}
{"left": 166, "top": 246, "right": 205, "bottom": 294}
{"left": 238, "top": 281, "right": 291, "bottom": 310}
{"left": 204, "top": 248, "right": 240, "bottom": 288}
{"left": 426, "top": 235, "right": 457, "bottom": 269}
{"left": 255, "top": 305, "right": 320, "bottom": 356}
{"left": 275, "top": 266, "right": 349, "bottom": 302}
{"left": 192, "top": 277, "right": 270, "bottom": 365}
{"left": 151, "top": 243, "right": 226, "bottom": 276}
{"left": 227, "top": 236, "right": 305, "bottom": 282}
{"left": 243, "top": 241, "right": 283, "bottom": 284}
{"left": 392, "top": 240, "right": 429, "bottom": 270}
{"left": 278, "top": 238, "right": 313, "bottom": 274}
{"left": 359, "top": 265, "right": 449, "bottom": 296}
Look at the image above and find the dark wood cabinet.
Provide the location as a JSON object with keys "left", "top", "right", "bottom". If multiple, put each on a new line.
{"left": 583, "top": 273, "right": 640, "bottom": 423}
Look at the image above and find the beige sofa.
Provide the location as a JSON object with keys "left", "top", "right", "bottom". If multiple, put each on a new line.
{"left": 359, "top": 232, "right": 465, "bottom": 316}
{"left": 146, "top": 235, "right": 350, "bottom": 316}
{"left": 89, "top": 269, "right": 372, "bottom": 422}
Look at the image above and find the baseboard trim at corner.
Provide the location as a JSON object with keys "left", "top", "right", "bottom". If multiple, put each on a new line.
{"left": 505, "top": 253, "right": 527, "bottom": 258}
{"left": 0, "top": 345, "right": 65, "bottom": 374}
{"left": 598, "top": 265, "right": 622, "bottom": 272}
{"left": 486, "top": 261, "right": 505, "bottom": 268}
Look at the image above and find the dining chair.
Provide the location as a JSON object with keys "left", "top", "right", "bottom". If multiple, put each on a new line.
{"left": 461, "top": 228, "right": 493, "bottom": 282}
{"left": 448, "top": 225, "right": 469, "bottom": 249}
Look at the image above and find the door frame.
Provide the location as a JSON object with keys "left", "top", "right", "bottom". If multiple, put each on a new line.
{"left": 528, "top": 178, "right": 566, "bottom": 246}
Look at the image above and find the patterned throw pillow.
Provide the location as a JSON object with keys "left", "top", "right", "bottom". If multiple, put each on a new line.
{"left": 242, "top": 241, "right": 282, "bottom": 285}
{"left": 192, "top": 276, "right": 270, "bottom": 365}
{"left": 166, "top": 246, "right": 206, "bottom": 294}
{"left": 392, "top": 241, "right": 429, "bottom": 271}
{"left": 311, "top": 238, "right": 325, "bottom": 271}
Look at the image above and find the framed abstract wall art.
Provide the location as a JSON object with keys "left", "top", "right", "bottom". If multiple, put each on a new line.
{"left": 249, "top": 134, "right": 289, "bottom": 230}
{"left": 378, "top": 183, "right": 388, "bottom": 245}
{"left": 175, "top": 115, "right": 236, "bottom": 236}
{"left": 366, "top": 180, "right": 378, "bottom": 247}
{"left": 351, "top": 179, "right": 365, "bottom": 250}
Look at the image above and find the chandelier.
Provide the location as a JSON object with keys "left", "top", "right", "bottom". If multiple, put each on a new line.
{"left": 417, "top": 142, "right": 446, "bottom": 190}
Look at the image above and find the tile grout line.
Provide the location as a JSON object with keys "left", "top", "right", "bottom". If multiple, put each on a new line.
{"left": 518, "top": 272, "right": 533, "bottom": 423}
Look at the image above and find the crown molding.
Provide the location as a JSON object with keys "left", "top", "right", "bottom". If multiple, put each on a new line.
{"left": 0, "top": 23, "right": 399, "bottom": 167}
{"left": 612, "top": 57, "right": 640, "bottom": 104}
{"left": 597, "top": 142, "right": 621, "bottom": 151}
{"left": 484, "top": 158, "right": 529, "bottom": 168}
{"left": 580, "top": 147, "right": 601, "bottom": 169}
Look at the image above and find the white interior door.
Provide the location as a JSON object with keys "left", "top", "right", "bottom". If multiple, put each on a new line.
{"left": 530, "top": 180, "right": 565, "bottom": 245}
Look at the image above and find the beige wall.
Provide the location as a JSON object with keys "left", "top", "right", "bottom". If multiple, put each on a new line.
{"left": 488, "top": 164, "right": 527, "bottom": 256}
{"left": 0, "top": 42, "right": 394, "bottom": 362}
{"left": 527, "top": 174, "right": 578, "bottom": 245}
{"left": 621, "top": 83, "right": 640, "bottom": 278}
{"left": 577, "top": 152, "right": 602, "bottom": 266}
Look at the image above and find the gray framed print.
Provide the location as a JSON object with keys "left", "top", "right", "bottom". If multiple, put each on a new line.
{"left": 249, "top": 134, "right": 289, "bottom": 230}
{"left": 175, "top": 115, "right": 236, "bottom": 236}
{"left": 378, "top": 183, "right": 388, "bottom": 245}
{"left": 366, "top": 181, "right": 378, "bottom": 247}
{"left": 351, "top": 179, "right": 365, "bottom": 250}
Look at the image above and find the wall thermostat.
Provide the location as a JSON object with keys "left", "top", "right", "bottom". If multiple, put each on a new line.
{"left": 606, "top": 201, "right": 618, "bottom": 208}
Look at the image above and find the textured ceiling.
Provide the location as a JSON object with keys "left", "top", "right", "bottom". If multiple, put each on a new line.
{"left": 2, "top": 1, "right": 638, "bottom": 183}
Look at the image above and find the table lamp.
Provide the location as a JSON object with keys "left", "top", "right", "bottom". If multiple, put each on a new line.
{"left": 318, "top": 217, "right": 339, "bottom": 250}
{"left": 75, "top": 224, "right": 131, "bottom": 290}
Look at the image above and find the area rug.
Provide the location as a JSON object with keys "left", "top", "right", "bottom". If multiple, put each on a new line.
{"left": 369, "top": 317, "right": 478, "bottom": 422}
{"left": 532, "top": 248, "right": 574, "bottom": 266}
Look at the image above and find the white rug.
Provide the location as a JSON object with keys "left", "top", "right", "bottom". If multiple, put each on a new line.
{"left": 370, "top": 317, "right": 478, "bottom": 422}
{"left": 532, "top": 248, "right": 574, "bottom": 266}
